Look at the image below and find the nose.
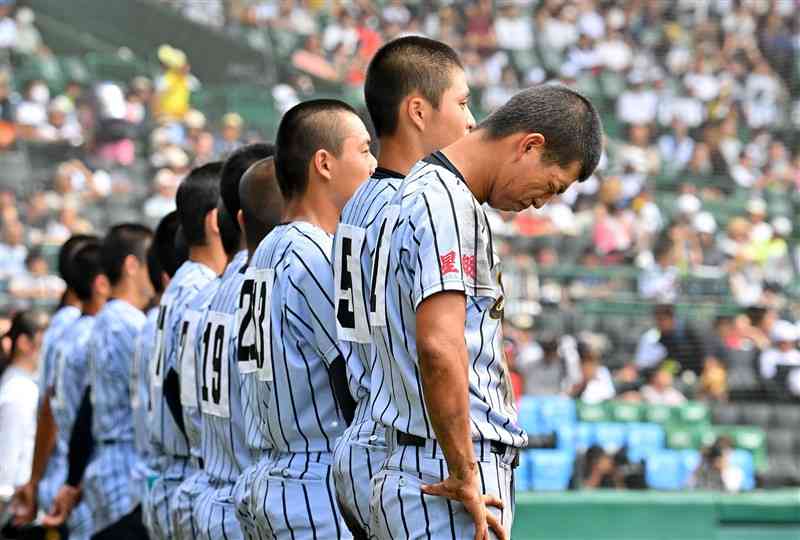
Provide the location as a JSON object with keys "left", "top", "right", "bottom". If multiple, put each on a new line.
{"left": 465, "top": 106, "right": 476, "bottom": 132}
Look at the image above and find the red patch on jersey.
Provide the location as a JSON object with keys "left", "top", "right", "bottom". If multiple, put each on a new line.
{"left": 462, "top": 255, "right": 476, "bottom": 280}
{"left": 440, "top": 250, "right": 458, "bottom": 275}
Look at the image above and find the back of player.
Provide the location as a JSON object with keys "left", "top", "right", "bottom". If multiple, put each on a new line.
{"left": 133, "top": 211, "right": 187, "bottom": 534}
{"left": 189, "top": 150, "right": 279, "bottom": 540}
{"left": 330, "top": 36, "right": 474, "bottom": 538}
{"left": 248, "top": 100, "right": 375, "bottom": 539}
{"left": 43, "top": 240, "right": 107, "bottom": 539}
{"left": 82, "top": 224, "right": 152, "bottom": 536}
{"left": 146, "top": 163, "right": 227, "bottom": 540}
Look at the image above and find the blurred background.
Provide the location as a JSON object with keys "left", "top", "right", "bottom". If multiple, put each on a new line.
{"left": 0, "top": 0, "right": 798, "bottom": 538}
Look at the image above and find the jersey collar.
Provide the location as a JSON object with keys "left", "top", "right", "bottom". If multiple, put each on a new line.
{"left": 373, "top": 166, "right": 405, "bottom": 180}
{"left": 423, "top": 151, "right": 465, "bottom": 181}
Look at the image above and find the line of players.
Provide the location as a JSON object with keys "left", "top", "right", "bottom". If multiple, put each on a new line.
{"left": 11, "top": 36, "right": 603, "bottom": 540}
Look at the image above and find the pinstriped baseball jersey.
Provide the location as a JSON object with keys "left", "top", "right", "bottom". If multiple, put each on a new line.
{"left": 131, "top": 308, "right": 157, "bottom": 463}
{"left": 333, "top": 169, "right": 404, "bottom": 404}
{"left": 196, "top": 251, "right": 255, "bottom": 484}
{"left": 37, "top": 305, "right": 81, "bottom": 404}
{"left": 37, "top": 314, "right": 94, "bottom": 513}
{"left": 148, "top": 261, "right": 216, "bottom": 461}
{"left": 178, "top": 274, "right": 224, "bottom": 461}
{"left": 248, "top": 222, "right": 349, "bottom": 453}
{"left": 368, "top": 152, "right": 527, "bottom": 448}
{"left": 239, "top": 263, "right": 270, "bottom": 453}
{"left": 85, "top": 299, "right": 147, "bottom": 531}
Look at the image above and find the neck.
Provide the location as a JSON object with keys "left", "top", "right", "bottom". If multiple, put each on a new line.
{"left": 111, "top": 281, "right": 144, "bottom": 311}
{"left": 82, "top": 295, "right": 106, "bottom": 316}
{"left": 63, "top": 290, "right": 82, "bottom": 309}
{"left": 189, "top": 244, "right": 226, "bottom": 275}
{"left": 13, "top": 355, "right": 37, "bottom": 374}
{"left": 439, "top": 130, "right": 496, "bottom": 204}
{"left": 378, "top": 132, "right": 427, "bottom": 176}
{"left": 284, "top": 181, "right": 340, "bottom": 235}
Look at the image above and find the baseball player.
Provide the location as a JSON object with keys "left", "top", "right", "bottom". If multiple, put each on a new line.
{"left": 11, "top": 234, "right": 96, "bottom": 531}
{"left": 330, "top": 36, "right": 474, "bottom": 538}
{"left": 366, "top": 85, "right": 603, "bottom": 540}
{"left": 45, "top": 224, "right": 155, "bottom": 538}
{"left": 193, "top": 157, "right": 283, "bottom": 540}
{"left": 247, "top": 99, "right": 376, "bottom": 539}
{"left": 146, "top": 162, "right": 227, "bottom": 540}
{"left": 132, "top": 211, "right": 188, "bottom": 533}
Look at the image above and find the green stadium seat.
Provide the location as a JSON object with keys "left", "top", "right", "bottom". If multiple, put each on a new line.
{"left": 643, "top": 403, "right": 674, "bottom": 424}
{"left": 609, "top": 401, "right": 642, "bottom": 423}
{"left": 676, "top": 402, "right": 710, "bottom": 425}
{"left": 576, "top": 400, "right": 608, "bottom": 422}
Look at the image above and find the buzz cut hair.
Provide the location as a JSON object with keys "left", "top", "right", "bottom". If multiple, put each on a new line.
{"left": 364, "top": 36, "right": 463, "bottom": 138}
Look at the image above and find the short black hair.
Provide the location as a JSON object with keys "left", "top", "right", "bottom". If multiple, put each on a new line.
{"left": 478, "top": 84, "right": 603, "bottom": 182}
{"left": 146, "top": 243, "right": 164, "bottom": 295}
{"left": 153, "top": 211, "right": 187, "bottom": 279}
{"left": 175, "top": 161, "right": 223, "bottom": 247}
{"left": 101, "top": 223, "right": 153, "bottom": 286}
{"left": 365, "top": 36, "right": 463, "bottom": 138}
{"left": 654, "top": 303, "right": 675, "bottom": 318}
{"left": 239, "top": 157, "right": 284, "bottom": 253}
{"left": 25, "top": 246, "right": 44, "bottom": 268}
{"left": 274, "top": 99, "right": 358, "bottom": 200}
{"left": 71, "top": 241, "right": 104, "bottom": 301}
{"left": 220, "top": 143, "right": 275, "bottom": 225}
{"left": 57, "top": 234, "right": 97, "bottom": 290}
{"left": 217, "top": 199, "right": 241, "bottom": 257}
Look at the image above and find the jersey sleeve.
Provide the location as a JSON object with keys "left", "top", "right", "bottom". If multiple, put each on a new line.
{"left": 284, "top": 246, "right": 348, "bottom": 367}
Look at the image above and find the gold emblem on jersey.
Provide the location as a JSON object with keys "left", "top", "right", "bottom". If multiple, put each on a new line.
{"left": 489, "top": 271, "right": 505, "bottom": 320}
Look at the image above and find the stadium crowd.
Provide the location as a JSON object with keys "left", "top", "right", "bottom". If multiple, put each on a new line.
{"left": 0, "top": 0, "right": 798, "bottom": 508}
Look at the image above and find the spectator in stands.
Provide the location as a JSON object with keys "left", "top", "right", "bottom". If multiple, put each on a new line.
{"left": 658, "top": 118, "right": 695, "bottom": 177}
{"left": 638, "top": 238, "right": 679, "bottom": 302}
{"left": 0, "top": 219, "right": 27, "bottom": 279}
{"left": 8, "top": 246, "right": 65, "bottom": 302}
{"left": 692, "top": 212, "right": 726, "bottom": 269}
{"left": 577, "top": 445, "right": 625, "bottom": 490}
{"left": 14, "top": 79, "right": 49, "bottom": 138}
{"left": 640, "top": 362, "right": 687, "bottom": 406}
{"left": 690, "top": 438, "right": 744, "bottom": 492}
{"left": 518, "top": 334, "right": 567, "bottom": 397}
{"left": 565, "top": 340, "right": 615, "bottom": 404}
{"left": 37, "top": 96, "right": 82, "bottom": 146}
{"left": 154, "top": 44, "right": 198, "bottom": 121}
{"left": 758, "top": 320, "right": 800, "bottom": 391}
{"left": 214, "top": 112, "right": 244, "bottom": 156}
{"left": 635, "top": 303, "right": 708, "bottom": 376}
{"left": 143, "top": 169, "right": 179, "bottom": 229}
{"left": 0, "top": 310, "right": 46, "bottom": 500}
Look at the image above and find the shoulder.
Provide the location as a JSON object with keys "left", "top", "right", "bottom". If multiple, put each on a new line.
{"left": 282, "top": 223, "right": 332, "bottom": 270}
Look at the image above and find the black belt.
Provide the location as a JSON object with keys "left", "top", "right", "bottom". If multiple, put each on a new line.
{"left": 395, "top": 431, "right": 519, "bottom": 467}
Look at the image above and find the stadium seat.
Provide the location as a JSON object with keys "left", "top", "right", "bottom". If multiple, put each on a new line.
{"left": 643, "top": 403, "right": 673, "bottom": 424}
{"left": 712, "top": 402, "right": 740, "bottom": 426}
{"left": 593, "top": 422, "right": 627, "bottom": 453}
{"left": 557, "top": 422, "right": 595, "bottom": 453}
{"left": 766, "top": 428, "right": 795, "bottom": 458}
{"left": 679, "top": 449, "right": 702, "bottom": 486}
{"left": 729, "top": 449, "right": 755, "bottom": 491}
{"left": 761, "top": 456, "right": 800, "bottom": 488}
{"left": 609, "top": 401, "right": 642, "bottom": 423}
{"left": 666, "top": 425, "right": 695, "bottom": 450}
{"left": 517, "top": 396, "right": 541, "bottom": 436}
{"left": 577, "top": 400, "right": 608, "bottom": 422}
{"left": 676, "top": 401, "right": 711, "bottom": 425}
{"left": 529, "top": 450, "right": 574, "bottom": 491}
{"left": 772, "top": 404, "right": 800, "bottom": 428}
{"left": 646, "top": 450, "right": 685, "bottom": 490}
{"left": 514, "top": 450, "right": 534, "bottom": 492}
{"left": 538, "top": 397, "right": 576, "bottom": 433}
{"left": 740, "top": 403, "right": 772, "bottom": 427}
{"left": 626, "top": 423, "right": 666, "bottom": 463}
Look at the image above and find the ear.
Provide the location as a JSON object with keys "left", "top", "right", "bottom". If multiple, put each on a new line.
{"left": 519, "top": 132, "right": 546, "bottom": 158}
{"left": 406, "top": 96, "right": 427, "bottom": 132}
{"left": 236, "top": 209, "right": 245, "bottom": 231}
{"left": 312, "top": 148, "right": 334, "bottom": 182}
{"left": 159, "top": 271, "right": 169, "bottom": 290}
{"left": 123, "top": 253, "right": 140, "bottom": 277}
{"left": 206, "top": 208, "right": 220, "bottom": 236}
{"left": 93, "top": 274, "right": 111, "bottom": 298}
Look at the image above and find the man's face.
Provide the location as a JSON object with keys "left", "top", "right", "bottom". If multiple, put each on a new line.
{"left": 327, "top": 112, "right": 376, "bottom": 210}
{"left": 490, "top": 144, "right": 582, "bottom": 212}
{"left": 425, "top": 68, "right": 475, "bottom": 153}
